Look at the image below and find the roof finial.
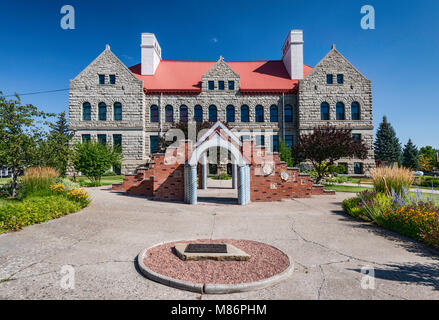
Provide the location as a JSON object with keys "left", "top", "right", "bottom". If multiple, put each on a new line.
{"left": 106, "top": 44, "right": 111, "bottom": 51}
{"left": 331, "top": 43, "right": 336, "bottom": 50}
{"left": 219, "top": 55, "right": 224, "bottom": 61}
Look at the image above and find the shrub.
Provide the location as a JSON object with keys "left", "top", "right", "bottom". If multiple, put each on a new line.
{"left": 22, "top": 167, "right": 59, "bottom": 195}
{"left": 211, "top": 173, "right": 231, "bottom": 180}
{"left": 56, "top": 177, "right": 80, "bottom": 190}
{"left": 371, "top": 166, "right": 414, "bottom": 195}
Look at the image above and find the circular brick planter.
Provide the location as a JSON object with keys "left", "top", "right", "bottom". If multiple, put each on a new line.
{"left": 137, "top": 239, "right": 294, "bottom": 294}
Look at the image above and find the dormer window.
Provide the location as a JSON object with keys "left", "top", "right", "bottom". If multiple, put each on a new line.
{"left": 228, "top": 81, "right": 235, "bottom": 90}
{"left": 109, "top": 74, "right": 116, "bottom": 84}
{"left": 326, "top": 74, "right": 333, "bottom": 84}
{"left": 218, "top": 81, "right": 225, "bottom": 90}
{"left": 208, "top": 81, "right": 214, "bottom": 90}
{"left": 337, "top": 74, "right": 344, "bottom": 84}
{"left": 99, "top": 74, "right": 105, "bottom": 84}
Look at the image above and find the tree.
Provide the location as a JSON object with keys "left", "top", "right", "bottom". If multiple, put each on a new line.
{"left": 419, "top": 154, "right": 433, "bottom": 173}
{"left": 374, "top": 116, "right": 401, "bottom": 164}
{"left": 291, "top": 125, "right": 368, "bottom": 183}
{"left": 0, "top": 92, "right": 53, "bottom": 198}
{"left": 402, "top": 139, "right": 419, "bottom": 170}
{"left": 46, "top": 112, "right": 74, "bottom": 176}
{"left": 419, "top": 146, "right": 438, "bottom": 168}
{"left": 72, "top": 140, "right": 122, "bottom": 184}
{"left": 279, "top": 138, "right": 294, "bottom": 167}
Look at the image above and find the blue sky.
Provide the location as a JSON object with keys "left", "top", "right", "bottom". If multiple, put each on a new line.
{"left": 0, "top": 0, "right": 438, "bottom": 148}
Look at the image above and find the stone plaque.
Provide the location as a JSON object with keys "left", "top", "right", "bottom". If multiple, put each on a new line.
{"left": 185, "top": 243, "right": 227, "bottom": 253}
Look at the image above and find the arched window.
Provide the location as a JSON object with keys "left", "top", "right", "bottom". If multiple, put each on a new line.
{"left": 270, "top": 105, "right": 278, "bottom": 122}
{"left": 82, "top": 102, "right": 91, "bottom": 121}
{"left": 209, "top": 105, "right": 217, "bottom": 122}
{"left": 284, "top": 105, "right": 293, "bottom": 122}
{"left": 180, "top": 105, "right": 188, "bottom": 122}
{"left": 98, "top": 102, "right": 107, "bottom": 121}
{"left": 226, "top": 105, "right": 235, "bottom": 122}
{"left": 113, "top": 102, "right": 122, "bottom": 121}
{"left": 351, "top": 102, "right": 360, "bottom": 120}
{"left": 150, "top": 105, "right": 159, "bottom": 122}
{"left": 321, "top": 102, "right": 330, "bottom": 120}
{"left": 255, "top": 105, "right": 264, "bottom": 122}
{"left": 165, "top": 105, "right": 173, "bottom": 122}
{"left": 241, "top": 105, "right": 249, "bottom": 122}
{"left": 194, "top": 105, "right": 203, "bottom": 122}
{"left": 336, "top": 102, "right": 345, "bottom": 120}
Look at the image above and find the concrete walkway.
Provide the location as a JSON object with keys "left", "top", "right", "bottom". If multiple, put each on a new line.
{"left": 1, "top": 184, "right": 439, "bottom": 299}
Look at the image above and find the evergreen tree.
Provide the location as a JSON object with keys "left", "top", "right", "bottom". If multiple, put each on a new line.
{"left": 374, "top": 116, "right": 401, "bottom": 164}
{"left": 402, "top": 139, "right": 419, "bottom": 169}
{"left": 279, "top": 138, "right": 294, "bottom": 167}
{"left": 46, "top": 112, "right": 73, "bottom": 176}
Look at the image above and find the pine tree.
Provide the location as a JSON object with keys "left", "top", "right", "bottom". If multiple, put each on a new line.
{"left": 374, "top": 116, "right": 401, "bottom": 164}
{"left": 279, "top": 138, "right": 294, "bottom": 167}
{"left": 46, "top": 112, "right": 73, "bottom": 176}
{"left": 402, "top": 139, "right": 419, "bottom": 169}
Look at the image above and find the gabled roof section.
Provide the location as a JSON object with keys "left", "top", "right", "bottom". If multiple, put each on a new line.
{"left": 304, "top": 45, "right": 368, "bottom": 81}
{"left": 129, "top": 60, "right": 312, "bottom": 94}
{"left": 72, "top": 45, "right": 141, "bottom": 83}
{"left": 203, "top": 56, "right": 240, "bottom": 78}
{"left": 195, "top": 121, "right": 241, "bottom": 148}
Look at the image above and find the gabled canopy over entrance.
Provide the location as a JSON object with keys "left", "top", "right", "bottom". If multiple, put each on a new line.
{"left": 185, "top": 121, "right": 251, "bottom": 205}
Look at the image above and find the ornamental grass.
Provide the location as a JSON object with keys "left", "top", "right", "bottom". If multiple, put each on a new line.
{"left": 22, "top": 167, "right": 60, "bottom": 194}
{"left": 371, "top": 166, "right": 414, "bottom": 195}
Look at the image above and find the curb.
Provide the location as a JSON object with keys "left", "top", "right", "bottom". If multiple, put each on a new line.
{"left": 137, "top": 242, "right": 294, "bottom": 294}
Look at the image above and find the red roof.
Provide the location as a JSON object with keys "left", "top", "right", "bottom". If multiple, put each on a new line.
{"left": 129, "top": 60, "right": 312, "bottom": 95}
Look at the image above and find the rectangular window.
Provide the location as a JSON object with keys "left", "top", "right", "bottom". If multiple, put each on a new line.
{"left": 354, "top": 162, "right": 363, "bottom": 174}
{"left": 97, "top": 134, "right": 107, "bottom": 145}
{"left": 82, "top": 105, "right": 91, "bottom": 121}
{"left": 109, "top": 74, "right": 116, "bottom": 84}
{"left": 114, "top": 104, "right": 122, "bottom": 121}
{"left": 285, "top": 135, "right": 294, "bottom": 147}
{"left": 271, "top": 135, "right": 279, "bottom": 152}
{"left": 240, "top": 135, "right": 250, "bottom": 142}
{"left": 113, "top": 134, "right": 122, "bottom": 151}
{"left": 352, "top": 133, "right": 361, "bottom": 142}
{"left": 228, "top": 81, "right": 235, "bottom": 90}
{"left": 337, "top": 74, "right": 344, "bottom": 84}
{"left": 99, "top": 74, "right": 105, "bottom": 84}
{"left": 218, "top": 81, "right": 225, "bottom": 90}
{"left": 256, "top": 135, "right": 265, "bottom": 146}
{"left": 326, "top": 74, "right": 333, "bottom": 84}
{"left": 150, "top": 135, "right": 158, "bottom": 154}
{"left": 208, "top": 81, "right": 214, "bottom": 90}
{"left": 82, "top": 134, "right": 91, "bottom": 143}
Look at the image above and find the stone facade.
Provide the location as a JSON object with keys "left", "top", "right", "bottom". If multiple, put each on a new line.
{"left": 69, "top": 36, "right": 374, "bottom": 176}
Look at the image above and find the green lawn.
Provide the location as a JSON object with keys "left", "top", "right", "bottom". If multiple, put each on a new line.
{"left": 0, "top": 178, "right": 10, "bottom": 185}
{"left": 69, "top": 175, "right": 124, "bottom": 186}
{"left": 324, "top": 184, "right": 371, "bottom": 193}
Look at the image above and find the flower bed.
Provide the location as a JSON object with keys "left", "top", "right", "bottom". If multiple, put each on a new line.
{"left": 0, "top": 184, "right": 90, "bottom": 233}
{"left": 343, "top": 188, "right": 439, "bottom": 249}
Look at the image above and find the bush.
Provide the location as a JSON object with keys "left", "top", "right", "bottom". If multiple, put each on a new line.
{"left": 22, "top": 167, "right": 59, "bottom": 195}
{"left": 415, "top": 176, "right": 439, "bottom": 188}
{"left": 211, "top": 173, "right": 231, "bottom": 180}
{"left": 0, "top": 195, "right": 84, "bottom": 232}
{"left": 102, "top": 171, "right": 118, "bottom": 177}
{"left": 342, "top": 195, "right": 371, "bottom": 220}
{"left": 371, "top": 166, "right": 414, "bottom": 195}
{"left": 56, "top": 177, "right": 80, "bottom": 190}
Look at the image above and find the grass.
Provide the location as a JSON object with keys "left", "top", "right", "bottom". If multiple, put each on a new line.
{"left": 69, "top": 175, "right": 124, "bottom": 186}
{"left": 324, "top": 184, "right": 371, "bottom": 193}
{"left": 0, "top": 178, "right": 10, "bottom": 185}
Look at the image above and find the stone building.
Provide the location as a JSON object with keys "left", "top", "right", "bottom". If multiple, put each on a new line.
{"left": 69, "top": 30, "right": 375, "bottom": 176}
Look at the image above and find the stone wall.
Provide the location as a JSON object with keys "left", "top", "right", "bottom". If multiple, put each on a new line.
{"left": 298, "top": 46, "right": 375, "bottom": 175}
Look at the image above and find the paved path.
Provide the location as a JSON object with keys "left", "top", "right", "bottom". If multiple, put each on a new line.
{"left": 1, "top": 183, "right": 439, "bottom": 299}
